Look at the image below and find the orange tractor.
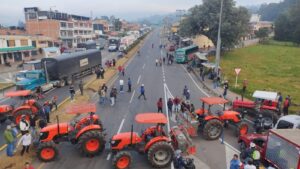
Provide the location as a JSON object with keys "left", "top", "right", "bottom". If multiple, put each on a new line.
{"left": 194, "top": 97, "right": 249, "bottom": 140}
{"left": 0, "top": 90, "right": 41, "bottom": 124}
{"left": 110, "top": 113, "right": 195, "bottom": 169}
{"left": 37, "top": 104, "right": 106, "bottom": 162}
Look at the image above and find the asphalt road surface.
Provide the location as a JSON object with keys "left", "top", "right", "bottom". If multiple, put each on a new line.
{"left": 0, "top": 29, "right": 252, "bottom": 169}
{"left": 37, "top": 29, "right": 250, "bottom": 169}
{"left": 0, "top": 49, "right": 118, "bottom": 147}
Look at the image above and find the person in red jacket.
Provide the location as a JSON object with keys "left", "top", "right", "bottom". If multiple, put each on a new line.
{"left": 173, "top": 96, "right": 181, "bottom": 113}
{"left": 157, "top": 98, "right": 163, "bottom": 113}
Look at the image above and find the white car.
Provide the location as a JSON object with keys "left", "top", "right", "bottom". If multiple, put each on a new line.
{"left": 108, "top": 45, "right": 117, "bottom": 52}
{"left": 274, "top": 115, "right": 300, "bottom": 129}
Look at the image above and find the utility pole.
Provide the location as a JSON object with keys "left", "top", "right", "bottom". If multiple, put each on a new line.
{"left": 49, "top": 6, "right": 56, "bottom": 47}
{"left": 215, "top": 0, "right": 224, "bottom": 75}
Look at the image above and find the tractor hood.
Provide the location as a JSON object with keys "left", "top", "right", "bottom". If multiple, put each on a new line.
{"left": 40, "top": 122, "right": 70, "bottom": 134}
{"left": 110, "top": 132, "right": 142, "bottom": 150}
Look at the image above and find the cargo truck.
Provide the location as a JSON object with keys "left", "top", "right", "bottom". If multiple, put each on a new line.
{"left": 16, "top": 49, "right": 102, "bottom": 92}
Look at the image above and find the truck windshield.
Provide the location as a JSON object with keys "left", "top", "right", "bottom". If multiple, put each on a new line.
{"left": 25, "top": 73, "right": 39, "bottom": 79}
{"left": 176, "top": 51, "right": 185, "bottom": 58}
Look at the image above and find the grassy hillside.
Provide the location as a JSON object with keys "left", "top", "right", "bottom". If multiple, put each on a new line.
{"left": 221, "top": 44, "right": 300, "bottom": 112}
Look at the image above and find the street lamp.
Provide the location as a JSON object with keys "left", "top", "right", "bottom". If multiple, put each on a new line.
{"left": 215, "top": 0, "right": 224, "bottom": 75}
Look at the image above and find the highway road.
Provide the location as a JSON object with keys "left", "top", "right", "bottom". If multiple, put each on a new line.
{"left": 38, "top": 29, "right": 248, "bottom": 169}
{"left": 0, "top": 49, "right": 118, "bottom": 147}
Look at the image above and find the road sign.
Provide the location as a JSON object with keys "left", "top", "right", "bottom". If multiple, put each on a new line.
{"left": 235, "top": 68, "right": 241, "bottom": 75}
{"left": 234, "top": 68, "right": 241, "bottom": 88}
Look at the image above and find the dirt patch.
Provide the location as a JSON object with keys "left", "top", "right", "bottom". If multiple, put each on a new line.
{"left": 0, "top": 147, "right": 35, "bottom": 169}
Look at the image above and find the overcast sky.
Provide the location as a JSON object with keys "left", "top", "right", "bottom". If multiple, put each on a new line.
{"left": 0, "top": 0, "right": 281, "bottom": 26}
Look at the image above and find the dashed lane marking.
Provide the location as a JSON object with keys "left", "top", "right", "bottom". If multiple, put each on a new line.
{"left": 129, "top": 90, "right": 136, "bottom": 103}
{"left": 137, "top": 75, "right": 141, "bottom": 84}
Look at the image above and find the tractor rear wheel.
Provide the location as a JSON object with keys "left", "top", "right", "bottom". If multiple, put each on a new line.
{"left": 37, "top": 141, "right": 58, "bottom": 162}
{"left": 112, "top": 151, "right": 132, "bottom": 169}
{"left": 14, "top": 109, "right": 31, "bottom": 125}
{"left": 236, "top": 121, "right": 249, "bottom": 137}
{"left": 78, "top": 130, "right": 105, "bottom": 156}
{"left": 203, "top": 119, "right": 223, "bottom": 140}
{"left": 261, "top": 110, "right": 278, "bottom": 125}
{"left": 147, "top": 141, "right": 174, "bottom": 168}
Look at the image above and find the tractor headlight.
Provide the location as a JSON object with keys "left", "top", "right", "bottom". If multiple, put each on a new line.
{"left": 39, "top": 131, "right": 49, "bottom": 141}
{"left": 110, "top": 139, "right": 121, "bottom": 147}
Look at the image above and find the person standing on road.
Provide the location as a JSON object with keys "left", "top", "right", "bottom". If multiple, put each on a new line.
{"left": 167, "top": 98, "right": 173, "bottom": 116}
{"left": 79, "top": 80, "right": 84, "bottom": 95}
{"left": 50, "top": 96, "right": 58, "bottom": 111}
{"left": 277, "top": 92, "right": 283, "bottom": 115}
{"left": 119, "top": 79, "right": 124, "bottom": 93}
{"left": 230, "top": 154, "right": 241, "bottom": 169}
{"left": 283, "top": 96, "right": 290, "bottom": 116}
{"left": 43, "top": 102, "right": 51, "bottom": 123}
{"left": 98, "top": 88, "right": 105, "bottom": 104}
{"left": 118, "top": 65, "right": 122, "bottom": 75}
{"left": 29, "top": 114, "right": 37, "bottom": 145}
{"left": 185, "top": 90, "right": 191, "bottom": 101}
{"left": 138, "top": 84, "right": 146, "bottom": 100}
{"left": 157, "top": 98, "right": 163, "bottom": 113}
{"left": 99, "top": 66, "right": 105, "bottom": 79}
{"left": 121, "top": 67, "right": 125, "bottom": 76}
{"left": 223, "top": 80, "right": 229, "bottom": 99}
{"left": 17, "top": 132, "right": 32, "bottom": 156}
{"left": 20, "top": 115, "right": 29, "bottom": 135}
{"left": 244, "top": 159, "right": 256, "bottom": 169}
{"left": 11, "top": 123, "right": 18, "bottom": 153}
{"left": 4, "top": 125, "right": 14, "bottom": 157}
{"left": 95, "top": 67, "right": 100, "bottom": 79}
{"left": 183, "top": 85, "right": 188, "bottom": 98}
{"left": 163, "top": 57, "right": 166, "bottom": 64}
{"left": 127, "top": 78, "right": 132, "bottom": 92}
{"left": 69, "top": 85, "right": 75, "bottom": 101}
{"left": 242, "top": 79, "right": 248, "bottom": 94}
{"left": 112, "top": 59, "right": 116, "bottom": 67}
{"left": 173, "top": 96, "right": 181, "bottom": 113}
{"left": 155, "top": 59, "right": 159, "bottom": 66}
{"left": 101, "top": 83, "right": 108, "bottom": 93}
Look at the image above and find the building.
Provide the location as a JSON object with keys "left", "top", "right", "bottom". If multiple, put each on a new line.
{"left": 93, "top": 19, "right": 110, "bottom": 36}
{"left": 0, "top": 27, "right": 26, "bottom": 35}
{"left": 249, "top": 14, "right": 273, "bottom": 37}
{"left": 24, "top": 7, "right": 95, "bottom": 47}
{"left": 0, "top": 35, "right": 37, "bottom": 64}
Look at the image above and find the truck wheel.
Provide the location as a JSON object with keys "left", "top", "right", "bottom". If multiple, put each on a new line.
{"left": 261, "top": 110, "right": 278, "bottom": 125}
{"left": 14, "top": 109, "right": 31, "bottom": 125}
{"left": 203, "top": 119, "right": 223, "bottom": 140}
{"left": 78, "top": 130, "right": 105, "bottom": 156}
{"left": 37, "top": 142, "right": 58, "bottom": 162}
{"left": 112, "top": 151, "right": 132, "bottom": 169}
{"left": 147, "top": 141, "right": 174, "bottom": 168}
{"left": 236, "top": 121, "right": 249, "bottom": 137}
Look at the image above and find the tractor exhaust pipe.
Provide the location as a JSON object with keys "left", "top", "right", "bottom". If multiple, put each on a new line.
{"left": 56, "top": 115, "right": 60, "bottom": 135}
{"left": 130, "top": 124, "right": 133, "bottom": 146}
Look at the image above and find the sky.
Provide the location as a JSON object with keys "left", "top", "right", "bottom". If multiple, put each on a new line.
{"left": 0, "top": 0, "right": 281, "bottom": 26}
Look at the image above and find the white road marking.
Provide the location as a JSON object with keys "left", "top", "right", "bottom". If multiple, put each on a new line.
{"left": 129, "top": 90, "right": 136, "bottom": 103}
{"left": 142, "top": 64, "right": 145, "bottom": 69}
{"left": 163, "top": 83, "right": 171, "bottom": 133}
{"left": 137, "top": 75, "right": 141, "bottom": 84}
{"left": 107, "top": 118, "right": 126, "bottom": 161}
{"left": 44, "top": 87, "right": 55, "bottom": 95}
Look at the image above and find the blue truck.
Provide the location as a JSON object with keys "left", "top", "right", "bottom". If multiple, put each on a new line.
{"left": 16, "top": 49, "right": 102, "bottom": 92}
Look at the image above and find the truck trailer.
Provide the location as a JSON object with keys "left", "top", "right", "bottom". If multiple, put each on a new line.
{"left": 16, "top": 49, "right": 102, "bottom": 92}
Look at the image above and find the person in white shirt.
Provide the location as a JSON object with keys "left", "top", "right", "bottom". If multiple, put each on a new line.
{"left": 19, "top": 115, "right": 29, "bottom": 135}
{"left": 17, "top": 132, "right": 32, "bottom": 156}
{"left": 119, "top": 79, "right": 124, "bottom": 92}
{"left": 244, "top": 159, "right": 256, "bottom": 169}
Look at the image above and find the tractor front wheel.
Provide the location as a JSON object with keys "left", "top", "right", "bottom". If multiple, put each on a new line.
{"left": 78, "top": 130, "right": 105, "bottom": 156}
{"left": 147, "top": 141, "right": 174, "bottom": 168}
{"left": 112, "top": 151, "right": 132, "bottom": 169}
{"left": 236, "top": 121, "right": 249, "bottom": 137}
{"left": 14, "top": 109, "right": 31, "bottom": 125}
{"left": 37, "top": 142, "right": 58, "bottom": 162}
{"left": 203, "top": 119, "right": 223, "bottom": 140}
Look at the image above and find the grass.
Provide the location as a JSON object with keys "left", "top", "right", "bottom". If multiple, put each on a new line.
{"left": 220, "top": 44, "right": 300, "bottom": 113}
{"left": 0, "top": 83, "right": 14, "bottom": 90}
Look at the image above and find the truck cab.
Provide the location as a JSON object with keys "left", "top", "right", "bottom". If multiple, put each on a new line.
{"left": 16, "top": 70, "right": 51, "bottom": 92}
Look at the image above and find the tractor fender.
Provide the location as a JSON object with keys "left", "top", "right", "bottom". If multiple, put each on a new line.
{"left": 144, "top": 136, "right": 170, "bottom": 152}
{"left": 75, "top": 125, "right": 101, "bottom": 139}
{"left": 12, "top": 106, "right": 32, "bottom": 115}
{"left": 204, "top": 115, "right": 221, "bottom": 122}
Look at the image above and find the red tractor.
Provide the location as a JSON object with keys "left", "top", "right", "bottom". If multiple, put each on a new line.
{"left": 194, "top": 97, "right": 249, "bottom": 140}
{"left": 110, "top": 113, "right": 195, "bottom": 169}
{"left": 232, "top": 90, "right": 279, "bottom": 124}
{"left": 0, "top": 90, "right": 41, "bottom": 124}
{"left": 37, "top": 104, "right": 106, "bottom": 162}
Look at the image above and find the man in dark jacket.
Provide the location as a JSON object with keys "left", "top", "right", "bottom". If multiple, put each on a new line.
{"left": 167, "top": 98, "right": 173, "bottom": 116}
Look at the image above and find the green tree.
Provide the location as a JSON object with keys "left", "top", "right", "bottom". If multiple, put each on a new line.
{"left": 275, "top": 2, "right": 300, "bottom": 44}
{"left": 114, "top": 19, "right": 122, "bottom": 31}
{"left": 255, "top": 27, "right": 269, "bottom": 42}
{"left": 179, "top": 0, "right": 250, "bottom": 49}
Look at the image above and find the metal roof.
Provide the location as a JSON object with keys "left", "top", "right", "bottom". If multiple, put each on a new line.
{"left": 194, "top": 52, "right": 208, "bottom": 61}
{"left": 271, "top": 129, "right": 300, "bottom": 147}
{"left": 252, "top": 90, "right": 278, "bottom": 101}
{"left": 135, "top": 113, "right": 167, "bottom": 124}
